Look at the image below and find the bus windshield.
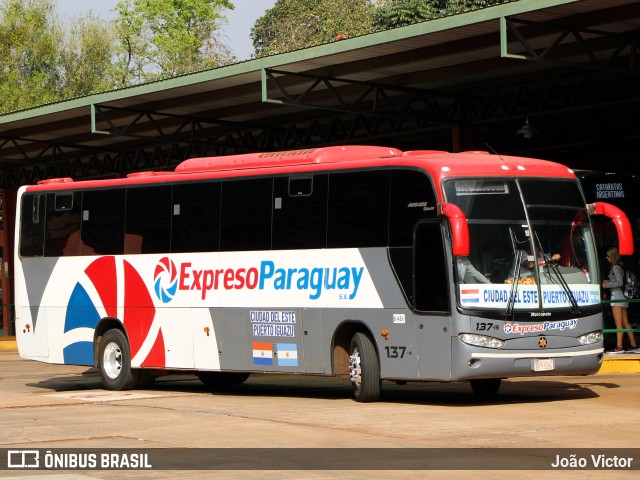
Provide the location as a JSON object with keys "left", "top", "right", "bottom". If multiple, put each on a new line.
{"left": 444, "top": 178, "right": 599, "bottom": 313}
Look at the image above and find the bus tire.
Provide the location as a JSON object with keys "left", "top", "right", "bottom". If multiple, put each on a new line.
{"left": 197, "top": 371, "right": 250, "bottom": 388}
{"left": 470, "top": 378, "right": 502, "bottom": 398}
{"left": 349, "top": 332, "right": 381, "bottom": 402}
{"left": 98, "top": 329, "right": 140, "bottom": 390}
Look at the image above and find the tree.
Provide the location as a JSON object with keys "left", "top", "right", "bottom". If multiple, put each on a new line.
{"left": 251, "top": 0, "right": 375, "bottom": 58}
{"left": 372, "top": 0, "right": 443, "bottom": 30}
{"left": 59, "top": 13, "right": 116, "bottom": 98}
{"left": 373, "top": 0, "right": 510, "bottom": 30}
{"left": 251, "top": 0, "right": 513, "bottom": 57}
{"left": 0, "top": 0, "right": 117, "bottom": 113}
{"left": 113, "top": 0, "right": 235, "bottom": 86}
{"left": 447, "top": 0, "right": 508, "bottom": 14}
{"left": 0, "top": 0, "right": 238, "bottom": 113}
{"left": 0, "top": 0, "right": 63, "bottom": 112}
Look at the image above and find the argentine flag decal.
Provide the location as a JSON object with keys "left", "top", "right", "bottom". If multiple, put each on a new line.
{"left": 277, "top": 343, "right": 298, "bottom": 367}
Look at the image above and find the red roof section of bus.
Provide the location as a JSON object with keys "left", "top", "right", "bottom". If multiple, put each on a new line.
{"left": 175, "top": 145, "right": 403, "bottom": 173}
{"left": 409, "top": 150, "right": 575, "bottom": 182}
{"left": 37, "top": 177, "right": 74, "bottom": 185}
{"left": 173, "top": 147, "right": 574, "bottom": 184}
{"left": 126, "top": 171, "right": 176, "bottom": 178}
{"left": 25, "top": 146, "right": 576, "bottom": 194}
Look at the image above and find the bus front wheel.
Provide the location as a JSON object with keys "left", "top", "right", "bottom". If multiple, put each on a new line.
{"left": 349, "top": 332, "right": 381, "bottom": 402}
{"left": 470, "top": 378, "right": 502, "bottom": 399}
{"left": 98, "top": 329, "right": 141, "bottom": 390}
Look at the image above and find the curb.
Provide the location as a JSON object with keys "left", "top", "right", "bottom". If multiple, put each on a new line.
{"left": 599, "top": 353, "right": 640, "bottom": 374}
{"left": 0, "top": 337, "right": 17, "bottom": 350}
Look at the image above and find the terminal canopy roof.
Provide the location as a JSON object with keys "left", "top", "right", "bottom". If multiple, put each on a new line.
{"left": 0, "top": 0, "right": 638, "bottom": 188}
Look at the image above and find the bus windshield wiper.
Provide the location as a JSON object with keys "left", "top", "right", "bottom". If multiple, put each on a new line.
{"left": 505, "top": 250, "right": 525, "bottom": 319}
{"left": 534, "top": 234, "right": 580, "bottom": 314}
{"left": 505, "top": 228, "right": 524, "bottom": 319}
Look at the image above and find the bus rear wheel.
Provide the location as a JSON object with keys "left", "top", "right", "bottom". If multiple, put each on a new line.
{"left": 470, "top": 378, "right": 502, "bottom": 399}
{"left": 197, "top": 371, "right": 250, "bottom": 388}
{"left": 349, "top": 332, "right": 381, "bottom": 402}
{"left": 98, "top": 329, "right": 141, "bottom": 390}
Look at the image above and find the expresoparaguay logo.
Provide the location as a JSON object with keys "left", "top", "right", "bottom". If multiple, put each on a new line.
{"left": 153, "top": 257, "right": 178, "bottom": 303}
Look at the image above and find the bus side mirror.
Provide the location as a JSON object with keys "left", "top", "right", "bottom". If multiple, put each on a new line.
{"left": 588, "top": 202, "right": 634, "bottom": 255}
{"left": 438, "top": 202, "right": 470, "bottom": 257}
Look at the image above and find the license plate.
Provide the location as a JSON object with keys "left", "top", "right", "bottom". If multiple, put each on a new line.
{"left": 531, "top": 358, "right": 555, "bottom": 372}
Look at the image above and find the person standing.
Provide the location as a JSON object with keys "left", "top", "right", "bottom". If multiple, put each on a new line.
{"left": 602, "top": 247, "right": 638, "bottom": 353}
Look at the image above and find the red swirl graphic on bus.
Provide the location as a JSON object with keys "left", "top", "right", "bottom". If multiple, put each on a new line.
{"left": 65, "top": 256, "right": 165, "bottom": 368}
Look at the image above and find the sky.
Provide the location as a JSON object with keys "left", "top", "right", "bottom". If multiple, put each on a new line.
{"left": 55, "top": 0, "right": 278, "bottom": 61}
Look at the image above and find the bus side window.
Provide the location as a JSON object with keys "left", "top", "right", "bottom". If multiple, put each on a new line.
{"left": 388, "top": 170, "right": 438, "bottom": 306}
{"left": 125, "top": 186, "right": 172, "bottom": 254}
{"left": 221, "top": 178, "right": 273, "bottom": 251}
{"left": 172, "top": 182, "right": 221, "bottom": 253}
{"left": 19, "top": 194, "right": 46, "bottom": 257}
{"left": 327, "top": 171, "right": 389, "bottom": 248}
{"left": 273, "top": 175, "right": 327, "bottom": 250}
{"left": 414, "top": 221, "right": 449, "bottom": 312}
{"left": 81, "top": 189, "right": 125, "bottom": 255}
{"left": 389, "top": 170, "right": 438, "bottom": 246}
{"left": 44, "top": 192, "right": 82, "bottom": 257}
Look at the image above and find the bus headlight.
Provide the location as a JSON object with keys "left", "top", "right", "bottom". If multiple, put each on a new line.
{"left": 459, "top": 333, "right": 505, "bottom": 349}
{"left": 578, "top": 331, "right": 603, "bottom": 345}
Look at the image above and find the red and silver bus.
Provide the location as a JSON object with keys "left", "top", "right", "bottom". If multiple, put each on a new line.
{"left": 14, "top": 146, "right": 633, "bottom": 401}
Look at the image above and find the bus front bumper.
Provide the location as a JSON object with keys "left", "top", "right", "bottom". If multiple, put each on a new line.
{"left": 451, "top": 344, "right": 604, "bottom": 381}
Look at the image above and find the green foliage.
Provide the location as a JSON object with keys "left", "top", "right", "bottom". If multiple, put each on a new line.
{"left": 251, "top": 0, "right": 375, "bottom": 58}
{"left": 372, "top": 0, "right": 442, "bottom": 30}
{"left": 252, "top": 0, "right": 514, "bottom": 57}
{"left": 449, "top": 0, "right": 509, "bottom": 13}
{"left": 0, "top": 0, "right": 62, "bottom": 112}
{"left": 59, "top": 13, "right": 116, "bottom": 98}
{"left": 0, "top": 0, "right": 115, "bottom": 113}
{"left": 373, "top": 0, "right": 511, "bottom": 29}
{"left": 0, "top": 0, "right": 236, "bottom": 113}
{"left": 113, "top": 0, "right": 235, "bottom": 86}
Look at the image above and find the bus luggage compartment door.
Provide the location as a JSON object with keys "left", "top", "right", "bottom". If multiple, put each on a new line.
{"left": 417, "top": 315, "right": 452, "bottom": 380}
{"left": 302, "top": 309, "right": 325, "bottom": 373}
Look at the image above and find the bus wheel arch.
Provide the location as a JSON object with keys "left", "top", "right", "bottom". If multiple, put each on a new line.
{"left": 97, "top": 327, "right": 141, "bottom": 390}
{"left": 332, "top": 322, "right": 381, "bottom": 402}
{"left": 93, "top": 317, "right": 158, "bottom": 390}
{"left": 93, "top": 318, "right": 124, "bottom": 368}
{"left": 332, "top": 321, "right": 367, "bottom": 376}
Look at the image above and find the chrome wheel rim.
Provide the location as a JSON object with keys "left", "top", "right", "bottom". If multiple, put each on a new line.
{"left": 349, "top": 347, "right": 362, "bottom": 388}
{"left": 103, "top": 342, "right": 122, "bottom": 379}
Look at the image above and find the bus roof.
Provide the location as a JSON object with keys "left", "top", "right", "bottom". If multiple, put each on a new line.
{"left": 27, "top": 146, "right": 576, "bottom": 193}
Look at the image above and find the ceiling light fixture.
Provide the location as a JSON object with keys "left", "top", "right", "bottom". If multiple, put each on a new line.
{"left": 516, "top": 118, "right": 535, "bottom": 139}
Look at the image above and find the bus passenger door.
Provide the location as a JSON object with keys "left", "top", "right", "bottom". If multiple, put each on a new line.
{"left": 413, "top": 221, "right": 452, "bottom": 380}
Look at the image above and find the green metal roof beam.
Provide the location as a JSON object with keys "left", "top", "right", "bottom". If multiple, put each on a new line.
{"left": 262, "top": 68, "right": 459, "bottom": 122}
{"left": 91, "top": 104, "right": 293, "bottom": 152}
{"left": 501, "top": 16, "right": 640, "bottom": 72}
